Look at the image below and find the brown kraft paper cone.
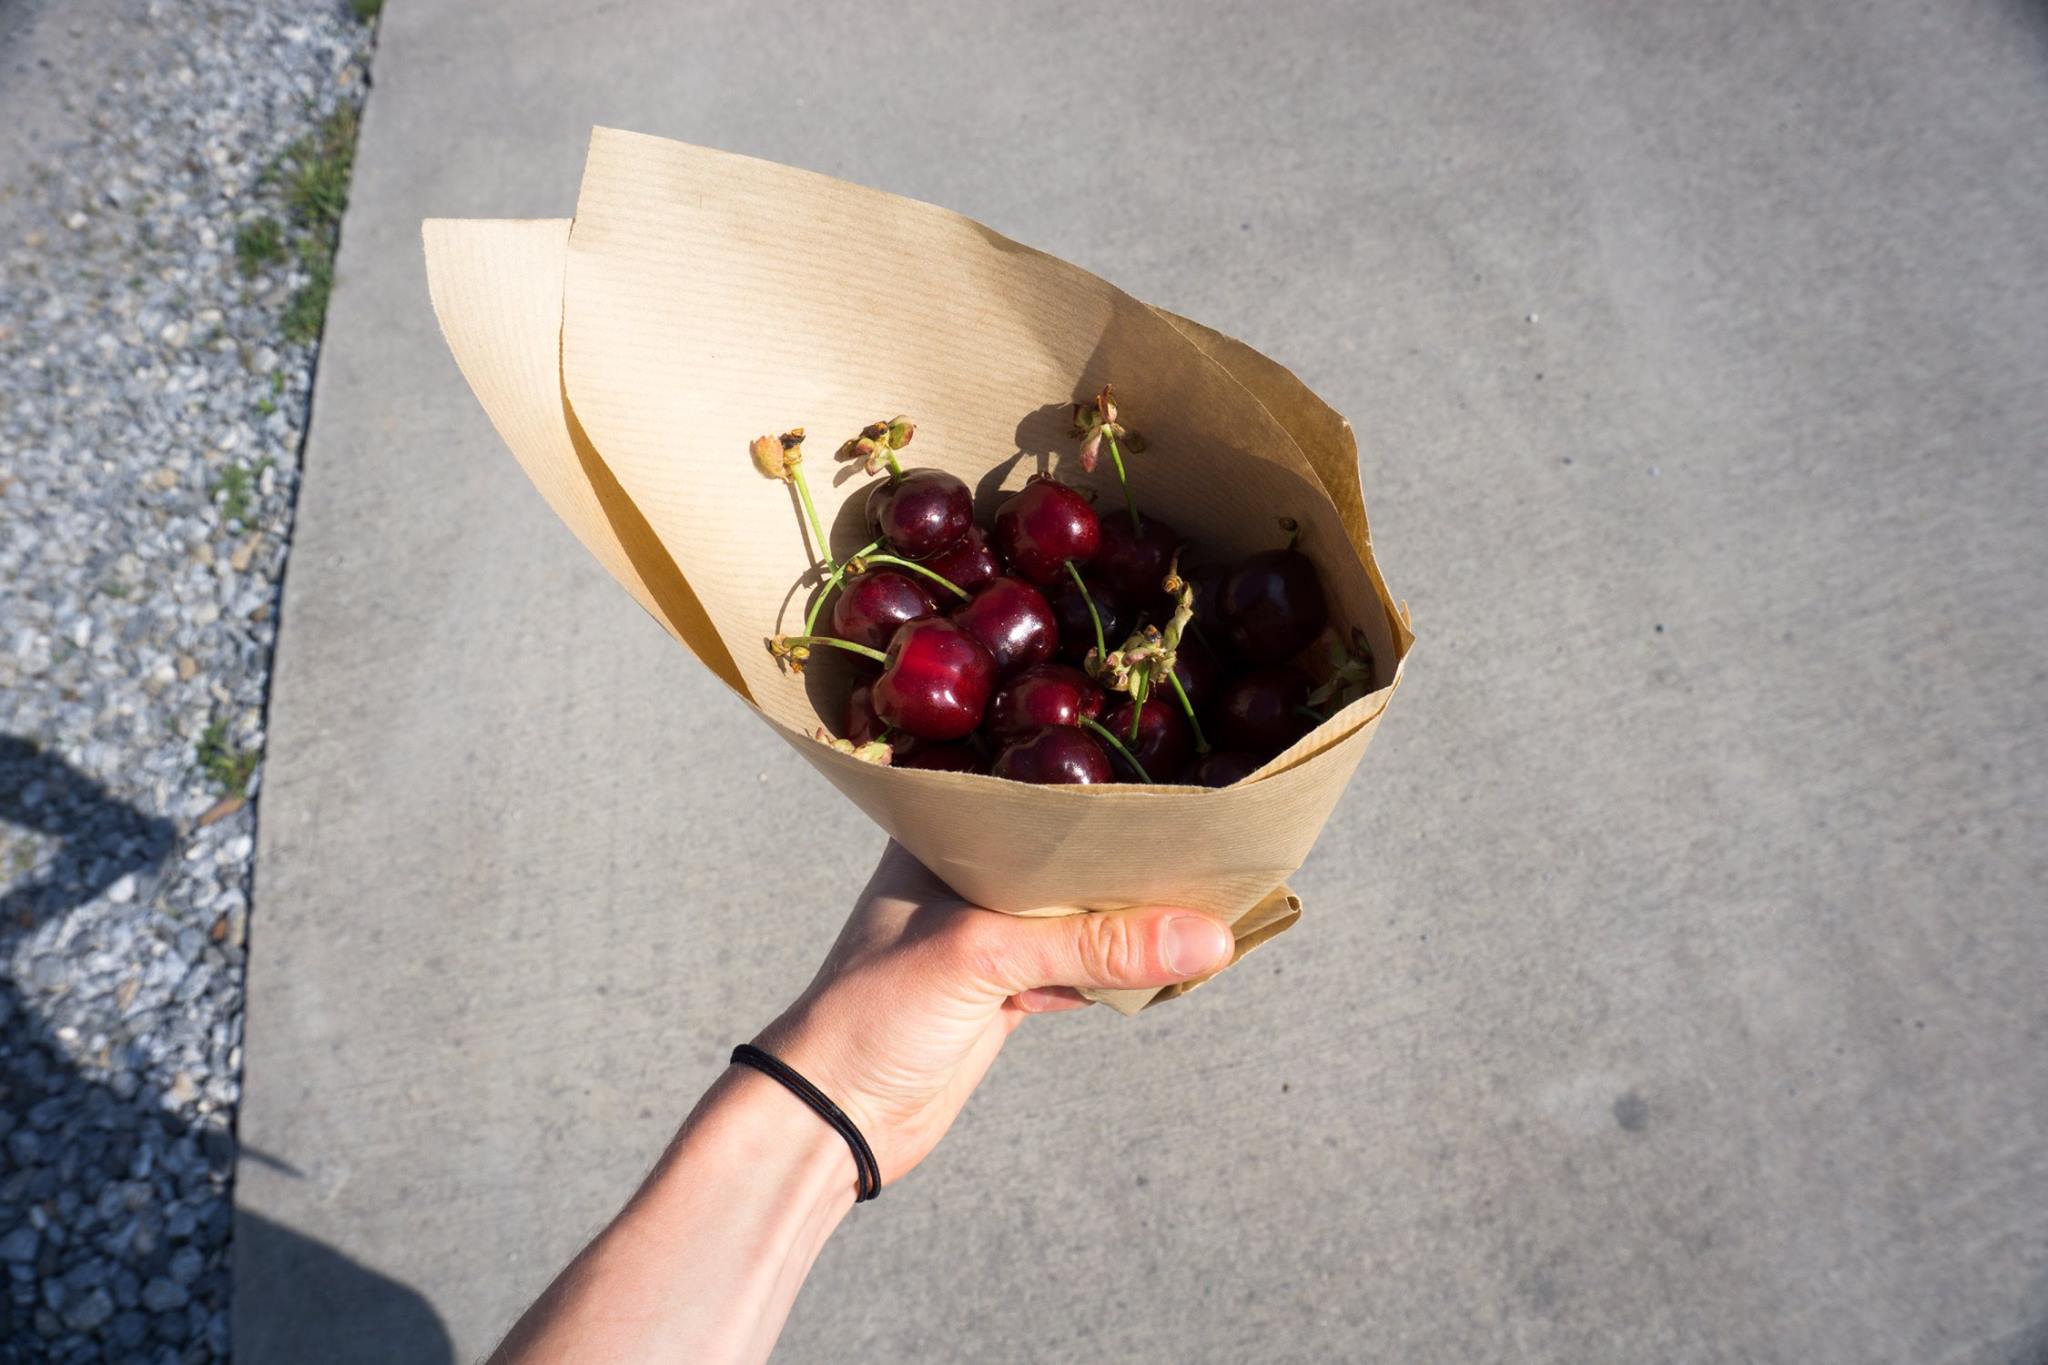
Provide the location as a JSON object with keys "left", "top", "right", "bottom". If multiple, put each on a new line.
{"left": 423, "top": 129, "right": 1414, "bottom": 1013}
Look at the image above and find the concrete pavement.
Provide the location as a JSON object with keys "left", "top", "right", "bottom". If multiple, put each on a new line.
{"left": 236, "top": 1, "right": 2048, "bottom": 1361}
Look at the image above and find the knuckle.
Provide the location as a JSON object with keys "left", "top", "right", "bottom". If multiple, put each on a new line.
{"left": 941, "top": 911, "right": 1009, "bottom": 984}
{"left": 1085, "top": 912, "right": 1150, "bottom": 983}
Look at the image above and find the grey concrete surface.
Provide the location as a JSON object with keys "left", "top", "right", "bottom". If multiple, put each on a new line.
{"left": 235, "top": 1, "right": 2048, "bottom": 1361}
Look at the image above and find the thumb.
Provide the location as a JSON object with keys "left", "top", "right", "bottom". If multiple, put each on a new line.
{"left": 980, "top": 907, "right": 1236, "bottom": 995}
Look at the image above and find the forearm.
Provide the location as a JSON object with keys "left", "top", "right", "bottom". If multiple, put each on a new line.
{"left": 491, "top": 1067, "right": 857, "bottom": 1365}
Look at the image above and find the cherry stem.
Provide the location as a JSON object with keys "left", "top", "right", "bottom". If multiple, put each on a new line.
{"left": 803, "top": 538, "right": 886, "bottom": 636}
{"left": 1079, "top": 716, "right": 1152, "bottom": 784}
{"left": 1129, "top": 672, "right": 1148, "bottom": 741}
{"left": 1294, "top": 704, "right": 1328, "bottom": 725}
{"left": 1104, "top": 429, "right": 1141, "bottom": 532}
{"left": 779, "top": 634, "right": 888, "bottom": 665}
{"left": 1166, "top": 671, "right": 1210, "bottom": 754}
{"left": 883, "top": 450, "right": 905, "bottom": 481}
{"left": 864, "top": 554, "right": 967, "bottom": 599}
{"left": 1063, "top": 559, "right": 1105, "bottom": 661}
{"left": 789, "top": 465, "right": 835, "bottom": 572}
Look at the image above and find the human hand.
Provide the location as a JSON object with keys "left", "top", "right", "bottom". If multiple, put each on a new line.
{"left": 752, "top": 841, "right": 1236, "bottom": 1188}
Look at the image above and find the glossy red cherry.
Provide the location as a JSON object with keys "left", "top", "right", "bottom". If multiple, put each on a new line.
{"left": 897, "top": 743, "right": 986, "bottom": 773}
{"left": 992, "top": 477, "right": 1099, "bottom": 585}
{"left": 1100, "top": 697, "right": 1195, "bottom": 783}
{"left": 1218, "top": 548, "right": 1328, "bottom": 662}
{"left": 949, "top": 577, "right": 1056, "bottom": 677}
{"left": 991, "top": 726, "right": 1113, "bottom": 785}
{"left": 871, "top": 618, "right": 997, "bottom": 741}
{"left": 1190, "top": 750, "right": 1262, "bottom": 787}
{"left": 1094, "top": 511, "right": 1180, "bottom": 601}
{"left": 866, "top": 468, "right": 973, "bottom": 559}
{"left": 921, "top": 523, "right": 1004, "bottom": 594}
{"left": 831, "top": 569, "right": 937, "bottom": 651}
{"left": 1214, "top": 664, "right": 1311, "bottom": 757}
{"left": 985, "top": 663, "right": 1104, "bottom": 740}
{"left": 1051, "top": 574, "right": 1129, "bottom": 666}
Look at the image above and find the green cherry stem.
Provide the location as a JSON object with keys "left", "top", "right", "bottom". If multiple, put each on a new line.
{"left": 803, "top": 538, "right": 886, "bottom": 636}
{"left": 1062, "top": 559, "right": 1106, "bottom": 662}
{"left": 864, "top": 554, "right": 967, "bottom": 599}
{"left": 1079, "top": 716, "right": 1152, "bottom": 783}
{"left": 777, "top": 634, "right": 888, "bottom": 666}
{"left": 1167, "top": 671, "right": 1211, "bottom": 754}
{"left": 1104, "top": 429, "right": 1141, "bottom": 532}
{"left": 1128, "top": 670, "right": 1149, "bottom": 741}
{"left": 789, "top": 465, "right": 835, "bottom": 573}
{"left": 1294, "top": 704, "right": 1329, "bottom": 725}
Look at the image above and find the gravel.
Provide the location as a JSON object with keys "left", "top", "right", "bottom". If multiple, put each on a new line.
{"left": 0, "top": 1, "right": 376, "bottom": 1358}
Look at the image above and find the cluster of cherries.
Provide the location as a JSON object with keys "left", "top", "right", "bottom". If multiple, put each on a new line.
{"left": 758, "top": 388, "right": 1370, "bottom": 786}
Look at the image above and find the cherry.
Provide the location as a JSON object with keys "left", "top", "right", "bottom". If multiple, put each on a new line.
{"left": 1100, "top": 696, "right": 1195, "bottom": 783}
{"left": 1190, "top": 750, "right": 1262, "bottom": 788}
{"left": 831, "top": 569, "right": 937, "bottom": 651}
{"left": 870, "top": 618, "right": 997, "bottom": 741}
{"left": 992, "top": 726, "right": 1113, "bottom": 785}
{"left": 985, "top": 663, "right": 1104, "bottom": 740}
{"left": 844, "top": 682, "right": 888, "bottom": 746}
{"left": 1168, "top": 631, "right": 1224, "bottom": 716}
{"left": 1094, "top": 511, "right": 1180, "bottom": 602}
{"left": 1051, "top": 574, "right": 1129, "bottom": 667}
{"left": 922, "top": 523, "right": 1004, "bottom": 594}
{"left": 992, "top": 477, "right": 1099, "bottom": 585}
{"left": 1218, "top": 548, "right": 1328, "bottom": 663}
{"left": 866, "top": 468, "right": 973, "bottom": 559}
{"left": 949, "top": 577, "right": 1056, "bottom": 677}
{"left": 897, "top": 743, "right": 986, "bottom": 774}
{"left": 1215, "top": 664, "right": 1311, "bottom": 757}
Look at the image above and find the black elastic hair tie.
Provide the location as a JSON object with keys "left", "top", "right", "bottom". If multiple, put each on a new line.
{"left": 729, "top": 1043, "right": 880, "bottom": 1202}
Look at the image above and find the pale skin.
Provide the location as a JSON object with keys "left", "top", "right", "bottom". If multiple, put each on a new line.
{"left": 490, "top": 841, "right": 1237, "bottom": 1365}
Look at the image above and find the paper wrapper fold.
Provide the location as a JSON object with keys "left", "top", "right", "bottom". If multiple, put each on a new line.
{"left": 424, "top": 129, "right": 1412, "bottom": 1013}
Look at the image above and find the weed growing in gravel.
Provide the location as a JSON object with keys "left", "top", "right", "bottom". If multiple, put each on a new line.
{"left": 212, "top": 463, "right": 255, "bottom": 524}
{"left": 274, "top": 104, "right": 360, "bottom": 345}
{"left": 234, "top": 215, "right": 286, "bottom": 275}
{"left": 196, "top": 721, "right": 262, "bottom": 795}
{"left": 210, "top": 457, "right": 274, "bottom": 526}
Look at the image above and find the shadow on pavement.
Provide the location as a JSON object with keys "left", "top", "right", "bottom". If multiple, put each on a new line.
{"left": 0, "top": 736, "right": 453, "bottom": 1362}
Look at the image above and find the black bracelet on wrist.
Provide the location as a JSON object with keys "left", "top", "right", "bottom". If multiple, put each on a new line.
{"left": 729, "top": 1043, "right": 880, "bottom": 1203}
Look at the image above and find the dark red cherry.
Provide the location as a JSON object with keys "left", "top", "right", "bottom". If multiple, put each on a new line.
{"left": 866, "top": 468, "right": 973, "bottom": 559}
{"left": 985, "top": 663, "right": 1104, "bottom": 740}
{"left": 1215, "top": 664, "right": 1311, "bottom": 757}
{"left": 992, "top": 726, "right": 1113, "bottom": 785}
{"left": 1051, "top": 574, "right": 1130, "bottom": 666}
{"left": 871, "top": 618, "right": 997, "bottom": 742}
{"left": 831, "top": 569, "right": 937, "bottom": 651}
{"left": 1094, "top": 512, "right": 1180, "bottom": 601}
{"left": 992, "top": 477, "right": 1099, "bottom": 585}
{"left": 1190, "top": 750, "right": 1262, "bottom": 787}
{"left": 921, "top": 523, "right": 1003, "bottom": 594}
{"left": 1100, "top": 697, "right": 1195, "bottom": 783}
{"left": 1167, "top": 631, "right": 1223, "bottom": 716}
{"left": 1218, "top": 548, "right": 1328, "bottom": 662}
{"left": 897, "top": 743, "right": 986, "bottom": 774}
{"left": 844, "top": 682, "right": 887, "bottom": 746}
{"left": 949, "top": 577, "right": 1056, "bottom": 677}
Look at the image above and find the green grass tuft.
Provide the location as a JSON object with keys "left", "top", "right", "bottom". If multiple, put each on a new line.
{"left": 196, "top": 721, "right": 262, "bottom": 795}
{"left": 234, "top": 216, "right": 287, "bottom": 275}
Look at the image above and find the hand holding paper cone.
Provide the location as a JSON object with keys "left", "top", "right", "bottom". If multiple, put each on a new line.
{"left": 423, "top": 128, "right": 1413, "bottom": 1013}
